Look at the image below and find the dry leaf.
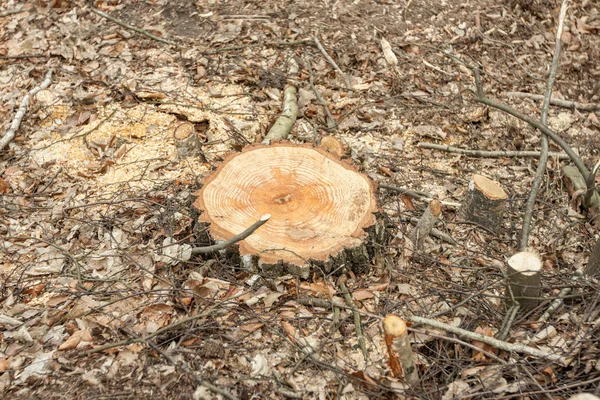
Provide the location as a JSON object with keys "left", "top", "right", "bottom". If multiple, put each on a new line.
{"left": 400, "top": 195, "right": 416, "bottom": 211}
{"left": 0, "top": 358, "right": 8, "bottom": 372}
{"left": 380, "top": 37, "right": 398, "bottom": 66}
{"left": 352, "top": 289, "right": 375, "bottom": 301}
{"left": 472, "top": 326, "right": 495, "bottom": 361}
{"left": 239, "top": 322, "right": 264, "bottom": 332}
{"left": 0, "top": 177, "right": 8, "bottom": 194}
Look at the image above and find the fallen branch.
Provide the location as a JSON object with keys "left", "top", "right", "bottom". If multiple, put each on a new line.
{"left": 473, "top": 73, "right": 589, "bottom": 182}
{"left": 520, "top": 0, "right": 568, "bottom": 251}
{"left": 314, "top": 35, "right": 352, "bottom": 90}
{"left": 418, "top": 142, "right": 569, "bottom": 160}
{"left": 0, "top": 69, "right": 53, "bottom": 151}
{"left": 505, "top": 92, "right": 600, "bottom": 112}
{"left": 297, "top": 297, "right": 565, "bottom": 363}
{"left": 91, "top": 7, "right": 178, "bottom": 46}
{"left": 407, "top": 315, "right": 565, "bottom": 363}
{"left": 262, "top": 59, "right": 299, "bottom": 144}
{"left": 191, "top": 214, "right": 270, "bottom": 255}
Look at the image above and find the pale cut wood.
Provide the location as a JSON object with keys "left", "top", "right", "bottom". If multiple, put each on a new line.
{"left": 193, "top": 142, "right": 378, "bottom": 277}
{"left": 319, "top": 136, "right": 345, "bottom": 158}
{"left": 383, "top": 315, "right": 419, "bottom": 386}
{"left": 506, "top": 251, "right": 542, "bottom": 312}
{"left": 458, "top": 174, "right": 507, "bottom": 234}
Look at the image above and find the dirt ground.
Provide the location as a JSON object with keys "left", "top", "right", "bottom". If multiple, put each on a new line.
{"left": 1, "top": 0, "right": 600, "bottom": 399}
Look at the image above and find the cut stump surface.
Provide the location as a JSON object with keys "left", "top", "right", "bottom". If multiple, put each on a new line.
{"left": 193, "top": 143, "right": 378, "bottom": 274}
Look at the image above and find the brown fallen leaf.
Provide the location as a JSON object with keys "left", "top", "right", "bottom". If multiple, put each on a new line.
{"left": 239, "top": 322, "right": 264, "bottom": 332}
{"left": 352, "top": 289, "right": 375, "bottom": 301}
{"left": 59, "top": 329, "right": 92, "bottom": 351}
{"left": 0, "top": 177, "right": 9, "bottom": 194}
{"left": 400, "top": 195, "right": 416, "bottom": 211}
{"left": 0, "top": 357, "right": 8, "bottom": 372}
{"left": 472, "top": 326, "right": 495, "bottom": 361}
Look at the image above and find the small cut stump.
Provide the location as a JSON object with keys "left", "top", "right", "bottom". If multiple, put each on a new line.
{"left": 193, "top": 143, "right": 380, "bottom": 277}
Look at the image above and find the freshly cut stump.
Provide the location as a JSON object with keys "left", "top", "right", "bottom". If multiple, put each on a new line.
{"left": 506, "top": 251, "right": 542, "bottom": 313}
{"left": 193, "top": 143, "right": 379, "bottom": 277}
{"left": 458, "top": 174, "right": 507, "bottom": 234}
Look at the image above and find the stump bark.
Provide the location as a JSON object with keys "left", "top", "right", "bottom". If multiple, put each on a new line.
{"left": 173, "top": 122, "right": 205, "bottom": 159}
{"left": 193, "top": 142, "right": 380, "bottom": 277}
{"left": 584, "top": 238, "right": 600, "bottom": 278}
{"left": 458, "top": 174, "right": 507, "bottom": 234}
{"left": 506, "top": 251, "right": 542, "bottom": 313}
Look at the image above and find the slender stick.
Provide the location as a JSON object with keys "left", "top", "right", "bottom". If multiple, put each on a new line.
{"left": 296, "top": 297, "right": 565, "bottom": 363}
{"left": 0, "top": 69, "right": 53, "bottom": 151}
{"left": 418, "top": 142, "right": 569, "bottom": 160}
{"left": 520, "top": 0, "right": 568, "bottom": 251}
{"left": 91, "top": 8, "right": 178, "bottom": 46}
{"left": 380, "top": 183, "right": 461, "bottom": 208}
{"left": 313, "top": 36, "right": 352, "bottom": 90}
{"left": 408, "top": 315, "right": 565, "bottom": 363}
{"left": 191, "top": 214, "right": 270, "bottom": 255}
{"left": 505, "top": 92, "right": 600, "bottom": 112}
{"left": 339, "top": 281, "right": 368, "bottom": 361}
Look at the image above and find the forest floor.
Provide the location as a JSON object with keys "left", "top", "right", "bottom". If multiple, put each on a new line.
{"left": 1, "top": 0, "right": 599, "bottom": 399}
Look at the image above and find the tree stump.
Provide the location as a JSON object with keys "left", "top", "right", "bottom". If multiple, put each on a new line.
{"left": 193, "top": 143, "right": 380, "bottom": 277}
{"left": 506, "top": 251, "right": 542, "bottom": 313}
{"left": 584, "top": 238, "right": 600, "bottom": 278}
{"left": 458, "top": 174, "right": 507, "bottom": 234}
{"left": 173, "top": 122, "right": 205, "bottom": 159}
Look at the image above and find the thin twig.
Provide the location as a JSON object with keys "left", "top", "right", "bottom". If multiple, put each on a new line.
{"left": 200, "top": 40, "right": 314, "bottom": 55}
{"left": 410, "top": 328, "right": 507, "bottom": 364}
{"left": 472, "top": 69, "right": 589, "bottom": 181}
{"left": 85, "top": 290, "right": 248, "bottom": 355}
{"left": 520, "top": 0, "right": 568, "bottom": 251}
{"left": 407, "top": 315, "right": 565, "bottom": 363}
{"left": 505, "top": 92, "right": 600, "bottom": 111}
{"left": 313, "top": 36, "right": 352, "bottom": 90}
{"left": 496, "top": 304, "right": 520, "bottom": 341}
{"left": 137, "top": 332, "right": 239, "bottom": 400}
{"left": 0, "top": 69, "right": 53, "bottom": 151}
{"left": 418, "top": 142, "right": 569, "bottom": 160}
{"left": 339, "top": 281, "right": 368, "bottom": 361}
{"left": 191, "top": 214, "right": 270, "bottom": 255}
{"left": 91, "top": 8, "right": 178, "bottom": 46}
{"left": 306, "top": 58, "right": 336, "bottom": 130}
{"left": 36, "top": 167, "right": 62, "bottom": 195}
{"left": 403, "top": 217, "right": 457, "bottom": 245}
{"left": 380, "top": 183, "right": 461, "bottom": 208}
{"left": 0, "top": 7, "right": 28, "bottom": 17}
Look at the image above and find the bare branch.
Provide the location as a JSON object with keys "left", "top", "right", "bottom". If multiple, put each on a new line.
{"left": 191, "top": 214, "right": 270, "bottom": 255}
{"left": 0, "top": 69, "right": 53, "bottom": 151}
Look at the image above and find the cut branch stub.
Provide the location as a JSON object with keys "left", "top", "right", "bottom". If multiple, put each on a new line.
{"left": 193, "top": 143, "right": 378, "bottom": 277}
{"left": 458, "top": 174, "right": 507, "bottom": 234}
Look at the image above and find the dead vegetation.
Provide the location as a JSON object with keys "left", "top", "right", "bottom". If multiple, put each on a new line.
{"left": 1, "top": 0, "right": 599, "bottom": 399}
